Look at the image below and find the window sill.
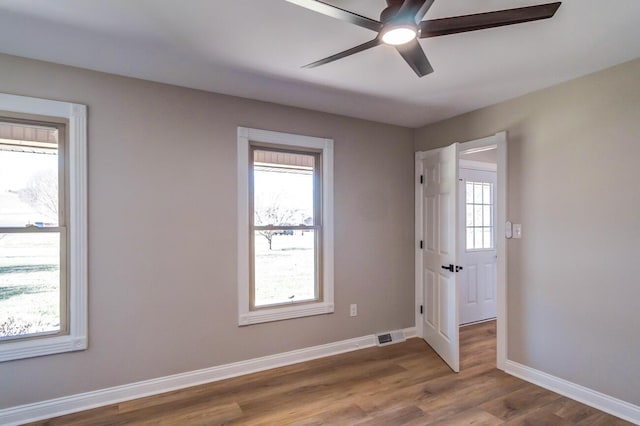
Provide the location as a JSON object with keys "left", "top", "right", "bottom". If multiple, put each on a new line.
{"left": 0, "top": 334, "right": 87, "bottom": 363}
{"left": 239, "top": 302, "right": 334, "bottom": 326}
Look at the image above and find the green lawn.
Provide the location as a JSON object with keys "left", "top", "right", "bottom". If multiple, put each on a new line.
{"left": 254, "top": 232, "right": 317, "bottom": 306}
{"left": 0, "top": 233, "right": 60, "bottom": 337}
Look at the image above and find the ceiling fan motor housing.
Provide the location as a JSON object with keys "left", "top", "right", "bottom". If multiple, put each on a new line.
{"left": 381, "top": 1, "right": 415, "bottom": 24}
{"left": 380, "top": 0, "right": 421, "bottom": 40}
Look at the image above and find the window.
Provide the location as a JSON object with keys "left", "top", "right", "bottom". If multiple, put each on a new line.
{"left": 465, "top": 181, "right": 494, "bottom": 250}
{"left": 238, "top": 127, "right": 333, "bottom": 325}
{"left": 251, "top": 147, "right": 321, "bottom": 308}
{"left": 0, "top": 93, "right": 87, "bottom": 362}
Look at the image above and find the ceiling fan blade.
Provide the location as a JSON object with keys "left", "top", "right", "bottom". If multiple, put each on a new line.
{"left": 420, "top": 2, "right": 561, "bottom": 38}
{"left": 285, "top": 0, "right": 382, "bottom": 32}
{"left": 397, "top": 0, "right": 436, "bottom": 22}
{"left": 395, "top": 39, "right": 434, "bottom": 77}
{"left": 303, "top": 38, "right": 382, "bottom": 69}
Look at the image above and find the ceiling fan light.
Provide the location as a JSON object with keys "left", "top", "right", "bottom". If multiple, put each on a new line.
{"left": 381, "top": 26, "right": 417, "bottom": 45}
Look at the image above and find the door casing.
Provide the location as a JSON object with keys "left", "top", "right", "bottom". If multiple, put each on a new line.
{"left": 415, "top": 132, "right": 507, "bottom": 370}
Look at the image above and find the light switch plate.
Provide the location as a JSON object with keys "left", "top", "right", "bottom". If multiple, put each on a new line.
{"left": 513, "top": 224, "right": 522, "bottom": 239}
{"left": 350, "top": 304, "right": 357, "bottom": 317}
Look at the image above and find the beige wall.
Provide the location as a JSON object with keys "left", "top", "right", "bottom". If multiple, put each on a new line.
{"left": 0, "top": 53, "right": 415, "bottom": 408}
{"left": 415, "top": 58, "right": 640, "bottom": 405}
{"left": 3, "top": 51, "right": 639, "bottom": 411}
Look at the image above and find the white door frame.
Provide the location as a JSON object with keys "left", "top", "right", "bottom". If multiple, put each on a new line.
{"left": 416, "top": 132, "right": 507, "bottom": 370}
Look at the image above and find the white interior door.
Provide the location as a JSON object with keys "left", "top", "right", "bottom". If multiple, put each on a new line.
{"left": 458, "top": 167, "right": 497, "bottom": 325}
{"left": 419, "top": 143, "right": 460, "bottom": 372}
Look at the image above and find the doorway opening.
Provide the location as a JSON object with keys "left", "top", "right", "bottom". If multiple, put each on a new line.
{"left": 458, "top": 146, "right": 498, "bottom": 372}
{"left": 458, "top": 147, "right": 497, "bottom": 327}
{"left": 415, "top": 132, "right": 507, "bottom": 373}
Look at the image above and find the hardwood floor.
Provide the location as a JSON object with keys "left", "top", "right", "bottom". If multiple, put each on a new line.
{"left": 27, "top": 321, "right": 631, "bottom": 425}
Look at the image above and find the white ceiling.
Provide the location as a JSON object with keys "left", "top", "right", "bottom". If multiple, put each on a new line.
{"left": 0, "top": 0, "right": 638, "bottom": 128}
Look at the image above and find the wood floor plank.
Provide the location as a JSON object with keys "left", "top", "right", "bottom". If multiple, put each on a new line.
{"left": 504, "top": 409, "right": 573, "bottom": 426}
{"left": 576, "top": 411, "right": 634, "bottom": 426}
{"left": 25, "top": 321, "right": 633, "bottom": 425}
{"left": 478, "top": 384, "right": 563, "bottom": 421}
{"left": 286, "top": 403, "right": 369, "bottom": 426}
{"left": 354, "top": 404, "right": 427, "bottom": 426}
{"left": 540, "top": 398, "right": 603, "bottom": 423}
{"left": 416, "top": 370, "right": 526, "bottom": 422}
{"left": 425, "top": 407, "right": 503, "bottom": 426}
{"left": 130, "top": 401, "right": 243, "bottom": 426}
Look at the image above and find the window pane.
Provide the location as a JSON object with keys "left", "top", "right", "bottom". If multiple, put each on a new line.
{"left": 484, "top": 228, "right": 492, "bottom": 249}
{"left": 466, "top": 205, "right": 474, "bottom": 227}
{"left": 474, "top": 228, "right": 483, "bottom": 250}
{"left": 473, "top": 183, "right": 483, "bottom": 204}
{"left": 466, "top": 228, "right": 474, "bottom": 250}
{"left": 0, "top": 232, "right": 60, "bottom": 339}
{"left": 253, "top": 150, "right": 314, "bottom": 227}
{"left": 0, "top": 121, "right": 59, "bottom": 228}
{"left": 483, "top": 183, "right": 492, "bottom": 205}
{"left": 474, "top": 205, "right": 483, "bottom": 227}
{"left": 483, "top": 205, "right": 492, "bottom": 227}
{"left": 465, "top": 182, "right": 473, "bottom": 203}
{"left": 254, "top": 230, "right": 316, "bottom": 307}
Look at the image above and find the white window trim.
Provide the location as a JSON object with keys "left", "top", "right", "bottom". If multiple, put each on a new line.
{"left": 0, "top": 93, "right": 87, "bottom": 362}
{"left": 237, "top": 127, "right": 334, "bottom": 326}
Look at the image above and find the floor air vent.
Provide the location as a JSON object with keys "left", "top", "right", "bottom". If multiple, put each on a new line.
{"left": 375, "top": 330, "right": 406, "bottom": 346}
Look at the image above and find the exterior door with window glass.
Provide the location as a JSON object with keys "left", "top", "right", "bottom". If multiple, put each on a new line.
{"left": 458, "top": 167, "right": 497, "bottom": 325}
{"left": 0, "top": 118, "right": 66, "bottom": 341}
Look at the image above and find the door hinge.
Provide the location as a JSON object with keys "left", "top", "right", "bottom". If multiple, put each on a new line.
{"left": 419, "top": 240, "right": 423, "bottom": 249}
{"left": 420, "top": 175, "right": 424, "bottom": 184}
{"left": 420, "top": 305, "right": 423, "bottom": 314}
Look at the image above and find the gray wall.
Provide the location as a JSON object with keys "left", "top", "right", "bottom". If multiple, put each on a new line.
{"left": 0, "top": 53, "right": 415, "bottom": 409}
{"left": 415, "top": 58, "right": 640, "bottom": 405}
{"left": 3, "top": 51, "right": 639, "bottom": 411}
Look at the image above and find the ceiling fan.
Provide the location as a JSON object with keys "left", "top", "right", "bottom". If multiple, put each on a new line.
{"left": 286, "top": 0, "right": 562, "bottom": 77}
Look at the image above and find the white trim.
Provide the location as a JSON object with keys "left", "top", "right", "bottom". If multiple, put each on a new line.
{"left": 495, "top": 132, "right": 507, "bottom": 370}
{"left": 459, "top": 317, "right": 496, "bottom": 328}
{"left": 69, "top": 103, "right": 88, "bottom": 349}
{"left": 237, "top": 127, "right": 334, "bottom": 325}
{"left": 505, "top": 361, "right": 640, "bottom": 425}
{"left": 457, "top": 134, "right": 496, "bottom": 152}
{"left": 0, "top": 93, "right": 77, "bottom": 117}
{"left": 0, "top": 327, "right": 415, "bottom": 426}
{"left": 414, "top": 149, "right": 437, "bottom": 339}
{"left": 0, "top": 93, "right": 88, "bottom": 362}
{"left": 239, "top": 302, "right": 334, "bottom": 325}
{"left": 414, "top": 152, "right": 424, "bottom": 339}
{"left": 458, "top": 159, "right": 497, "bottom": 172}
{"left": 403, "top": 326, "right": 417, "bottom": 338}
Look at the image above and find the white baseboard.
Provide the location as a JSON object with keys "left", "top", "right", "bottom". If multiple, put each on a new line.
{"left": 505, "top": 360, "right": 640, "bottom": 425}
{"left": 0, "top": 327, "right": 416, "bottom": 426}
{"left": 403, "top": 326, "right": 417, "bottom": 338}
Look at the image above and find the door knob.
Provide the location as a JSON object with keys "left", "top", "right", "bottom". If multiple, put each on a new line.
{"left": 441, "top": 264, "right": 463, "bottom": 272}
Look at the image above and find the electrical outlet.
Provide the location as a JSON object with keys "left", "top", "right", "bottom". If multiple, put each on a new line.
{"left": 350, "top": 304, "right": 358, "bottom": 317}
